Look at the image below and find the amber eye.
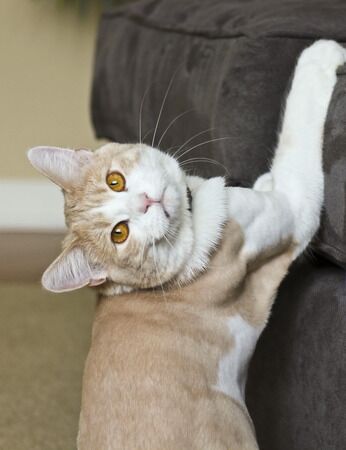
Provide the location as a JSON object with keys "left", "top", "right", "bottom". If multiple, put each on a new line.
{"left": 106, "top": 171, "right": 126, "bottom": 192}
{"left": 111, "top": 221, "right": 129, "bottom": 244}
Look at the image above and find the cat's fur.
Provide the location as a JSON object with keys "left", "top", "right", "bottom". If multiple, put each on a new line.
{"left": 28, "top": 41, "right": 346, "bottom": 449}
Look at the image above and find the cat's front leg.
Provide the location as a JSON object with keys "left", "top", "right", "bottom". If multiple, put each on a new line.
{"left": 227, "top": 40, "right": 346, "bottom": 262}
{"left": 270, "top": 40, "right": 346, "bottom": 256}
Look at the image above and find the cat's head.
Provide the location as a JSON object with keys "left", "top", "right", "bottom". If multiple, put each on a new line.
{"left": 27, "top": 143, "right": 228, "bottom": 294}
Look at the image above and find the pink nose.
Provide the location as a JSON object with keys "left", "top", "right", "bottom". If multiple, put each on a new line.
{"left": 141, "top": 193, "right": 161, "bottom": 213}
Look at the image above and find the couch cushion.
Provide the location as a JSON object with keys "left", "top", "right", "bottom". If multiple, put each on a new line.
{"left": 246, "top": 255, "right": 346, "bottom": 450}
{"left": 316, "top": 66, "right": 346, "bottom": 267}
{"left": 92, "top": 0, "right": 346, "bottom": 268}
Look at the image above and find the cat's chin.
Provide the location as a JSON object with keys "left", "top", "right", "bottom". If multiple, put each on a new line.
{"left": 174, "top": 176, "right": 228, "bottom": 285}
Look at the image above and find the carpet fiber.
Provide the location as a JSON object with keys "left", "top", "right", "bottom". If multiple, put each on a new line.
{"left": 0, "top": 283, "right": 96, "bottom": 450}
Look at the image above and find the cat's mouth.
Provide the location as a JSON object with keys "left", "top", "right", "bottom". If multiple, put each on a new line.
{"left": 162, "top": 205, "right": 170, "bottom": 219}
{"left": 186, "top": 187, "right": 192, "bottom": 212}
{"left": 161, "top": 186, "right": 192, "bottom": 219}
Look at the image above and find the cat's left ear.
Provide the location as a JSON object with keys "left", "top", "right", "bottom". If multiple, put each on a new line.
{"left": 42, "top": 246, "right": 107, "bottom": 293}
{"left": 27, "top": 146, "right": 93, "bottom": 191}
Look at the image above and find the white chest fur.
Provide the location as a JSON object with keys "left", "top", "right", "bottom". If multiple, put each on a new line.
{"left": 214, "top": 315, "right": 262, "bottom": 405}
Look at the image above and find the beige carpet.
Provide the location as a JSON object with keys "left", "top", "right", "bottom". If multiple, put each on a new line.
{"left": 0, "top": 283, "right": 96, "bottom": 450}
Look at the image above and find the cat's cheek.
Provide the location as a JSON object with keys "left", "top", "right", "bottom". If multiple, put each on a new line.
{"left": 162, "top": 184, "right": 181, "bottom": 220}
{"left": 140, "top": 208, "right": 170, "bottom": 240}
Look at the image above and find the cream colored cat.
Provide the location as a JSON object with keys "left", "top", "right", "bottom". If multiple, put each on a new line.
{"left": 28, "top": 40, "right": 345, "bottom": 449}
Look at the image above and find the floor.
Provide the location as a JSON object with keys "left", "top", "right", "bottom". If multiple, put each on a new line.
{"left": 0, "top": 283, "right": 96, "bottom": 450}
{"left": 0, "top": 232, "right": 64, "bottom": 282}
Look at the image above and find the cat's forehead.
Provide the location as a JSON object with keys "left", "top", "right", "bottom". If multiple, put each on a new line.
{"left": 94, "top": 142, "right": 141, "bottom": 171}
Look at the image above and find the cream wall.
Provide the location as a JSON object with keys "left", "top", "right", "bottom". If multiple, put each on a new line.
{"left": 0, "top": 0, "right": 104, "bottom": 179}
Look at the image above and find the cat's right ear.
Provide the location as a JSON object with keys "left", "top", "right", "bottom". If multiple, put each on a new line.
{"left": 42, "top": 246, "right": 107, "bottom": 293}
{"left": 27, "top": 146, "right": 93, "bottom": 191}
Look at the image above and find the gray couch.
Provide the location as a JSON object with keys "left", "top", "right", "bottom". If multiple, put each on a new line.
{"left": 91, "top": 1, "right": 346, "bottom": 448}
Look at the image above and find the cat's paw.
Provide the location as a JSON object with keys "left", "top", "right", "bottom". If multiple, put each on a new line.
{"left": 298, "top": 40, "right": 346, "bottom": 73}
{"left": 253, "top": 172, "right": 273, "bottom": 192}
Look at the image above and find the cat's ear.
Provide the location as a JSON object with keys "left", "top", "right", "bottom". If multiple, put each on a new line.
{"left": 42, "top": 246, "right": 107, "bottom": 293}
{"left": 27, "top": 146, "right": 93, "bottom": 190}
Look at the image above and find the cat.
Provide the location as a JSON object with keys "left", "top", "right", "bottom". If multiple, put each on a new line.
{"left": 28, "top": 40, "right": 345, "bottom": 449}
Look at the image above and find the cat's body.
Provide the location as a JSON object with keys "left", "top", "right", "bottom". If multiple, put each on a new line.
{"left": 78, "top": 220, "right": 292, "bottom": 450}
{"left": 27, "top": 40, "right": 346, "bottom": 449}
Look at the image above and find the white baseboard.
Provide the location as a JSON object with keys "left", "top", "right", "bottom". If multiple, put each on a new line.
{"left": 0, "top": 179, "right": 66, "bottom": 232}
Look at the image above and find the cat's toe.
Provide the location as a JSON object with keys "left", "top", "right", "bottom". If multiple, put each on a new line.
{"left": 298, "top": 40, "right": 346, "bottom": 71}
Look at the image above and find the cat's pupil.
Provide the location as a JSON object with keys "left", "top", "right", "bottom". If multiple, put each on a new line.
{"left": 111, "top": 221, "right": 129, "bottom": 244}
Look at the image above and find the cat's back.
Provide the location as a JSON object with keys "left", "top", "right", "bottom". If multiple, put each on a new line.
{"left": 78, "top": 291, "right": 258, "bottom": 450}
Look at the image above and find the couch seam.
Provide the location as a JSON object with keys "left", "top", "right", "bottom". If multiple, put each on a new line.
{"left": 101, "top": 11, "right": 342, "bottom": 41}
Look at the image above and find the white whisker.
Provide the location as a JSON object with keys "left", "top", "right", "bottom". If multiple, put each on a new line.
{"left": 157, "top": 109, "right": 194, "bottom": 149}
{"left": 152, "top": 239, "right": 167, "bottom": 301}
{"left": 138, "top": 83, "right": 154, "bottom": 144}
{"left": 139, "top": 237, "right": 147, "bottom": 281}
{"left": 172, "top": 127, "right": 215, "bottom": 159}
{"left": 152, "top": 68, "right": 180, "bottom": 148}
{"left": 166, "top": 227, "right": 178, "bottom": 241}
{"left": 163, "top": 234, "right": 174, "bottom": 250}
{"left": 179, "top": 157, "right": 231, "bottom": 176}
{"left": 141, "top": 127, "right": 154, "bottom": 145}
{"left": 176, "top": 137, "right": 231, "bottom": 162}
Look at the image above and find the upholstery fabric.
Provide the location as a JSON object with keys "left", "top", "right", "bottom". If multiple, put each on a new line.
{"left": 316, "top": 66, "right": 346, "bottom": 267}
{"left": 105, "top": 0, "right": 346, "bottom": 40}
{"left": 91, "top": 1, "right": 346, "bottom": 448}
{"left": 247, "top": 256, "right": 346, "bottom": 450}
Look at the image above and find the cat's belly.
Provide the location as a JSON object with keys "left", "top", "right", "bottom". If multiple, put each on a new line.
{"left": 78, "top": 297, "right": 260, "bottom": 450}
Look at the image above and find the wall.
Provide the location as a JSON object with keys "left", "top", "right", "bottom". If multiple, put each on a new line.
{"left": 0, "top": 0, "right": 103, "bottom": 180}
